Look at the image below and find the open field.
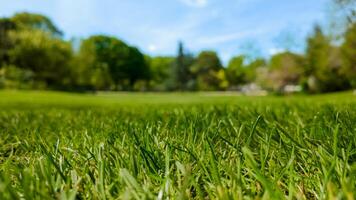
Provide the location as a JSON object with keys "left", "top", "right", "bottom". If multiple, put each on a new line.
{"left": 0, "top": 91, "right": 356, "bottom": 199}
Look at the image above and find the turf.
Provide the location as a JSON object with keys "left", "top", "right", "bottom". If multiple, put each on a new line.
{"left": 0, "top": 90, "right": 355, "bottom": 199}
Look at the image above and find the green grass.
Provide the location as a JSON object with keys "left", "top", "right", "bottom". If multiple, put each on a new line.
{"left": 0, "top": 90, "right": 355, "bottom": 199}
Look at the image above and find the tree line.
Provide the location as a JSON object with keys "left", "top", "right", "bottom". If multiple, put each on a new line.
{"left": 0, "top": 10, "right": 355, "bottom": 93}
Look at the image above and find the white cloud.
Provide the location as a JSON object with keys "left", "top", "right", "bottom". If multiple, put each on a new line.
{"left": 178, "top": 0, "right": 208, "bottom": 7}
{"left": 148, "top": 44, "right": 157, "bottom": 52}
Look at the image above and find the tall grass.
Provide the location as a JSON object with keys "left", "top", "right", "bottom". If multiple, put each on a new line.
{"left": 0, "top": 91, "right": 355, "bottom": 199}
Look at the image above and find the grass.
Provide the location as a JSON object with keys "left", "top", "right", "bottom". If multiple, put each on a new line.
{"left": 0, "top": 90, "right": 355, "bottom": 199}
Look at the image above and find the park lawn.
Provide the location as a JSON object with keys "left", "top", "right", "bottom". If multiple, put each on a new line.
{"left": 0, "top": 90, "right": 355, "bottom": 199}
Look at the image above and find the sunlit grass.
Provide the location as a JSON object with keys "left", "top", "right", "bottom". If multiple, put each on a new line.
{"left": 0, "top": 90, "right": 355, "bottom": 199}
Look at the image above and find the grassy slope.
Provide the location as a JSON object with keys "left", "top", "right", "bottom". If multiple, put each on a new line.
{"left": 0, "top": 90, "right": 355, "bottom": 199}
{"left": 0, "top": 90, "right": 355, "bottom": 107}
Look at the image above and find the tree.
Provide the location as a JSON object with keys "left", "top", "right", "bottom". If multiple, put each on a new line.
{"left": 266, "top": 52, "right": 305, "bottom": 91}
{"left": 191, "top": 51, "right": 225, "bottom": 91}
{"left": 174, "top": 41, "right": 194, "bottom": 90}
{"left": 226, "top": 55, "right": 246, "bottom": 86}
{"left": 77, "top": 35, "right": 149, "bottom": 90}
{"left": 0, "top": 13, "right": 72, "bottom": 90}
{"left": 0, "top": 18, "right": 17, "bottom": 67}
{"left": 341, "top": 22, "right": 356, "bottom": 88}
{"left": 8, "top": 30, "right": 73, "bottom": 89}
{"left": 306, "top": 25, "right": 349, "bottom": 92}
{"left": 0, "top": 65, "right": 34, "bottom": 89}
{"left": 147, "top": 56, "right": 175, "bottom": 91}
{"left": 245, "top": 58, "right": 266, "bottom": 83}
{"left": 306, "top": 26, "right": 329, "bottom": 76}
{"left": 126, "top": 47, "right": 150, "bottom": 87}
{"left": 77, "top": 36, "right": 124, "bottom": 90}
{"left": 11, "top": 12, "right": 62, "bottom": 37}
{"left": 73, "top": 41, "right": 112, "bottom": 91}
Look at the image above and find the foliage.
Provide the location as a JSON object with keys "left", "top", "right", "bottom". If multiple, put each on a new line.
{"left": 341, "top": 22, "right": 356, "bottom": 88}
{"left": 126, "top": 47, "right": 150, "bottom": 86}
{"left": 11, "top": 12, "right": 63, "bottom": 37}
{"left": 0, "top": 18, "right": 17, "bottom": 67}
{"left": 0, "top": 11, "right": 355, "bottom": 93}
{"left": 147, "top": 56, "right": 175, "bottom": 91}
{"left": 191, "top": 51, "right": 225, "bottom": 91}
{"left": 0, "top": 65, "right": 35, "bottom": 89}
{"left": 266, "top": 52, "right": 305, "bottom": 91}
{"left": 305, "top": 26, "right": 349, "bottom": 92}
{"left": 226, "top": 55, "right": 246, "bottom": 86}
{"left": 8, "top": 30, "right": 73, "bottom": 89}
{"left": 245, "top": 58, "right": 266, "bottom": 82}
{"left": 77, "top": 35, "right": 149, "bottom": 90}
{"left": 174, "top": 42, "right": 194, "bottom": 90}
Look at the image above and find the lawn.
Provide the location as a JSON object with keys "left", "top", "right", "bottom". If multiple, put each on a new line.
{"left": 0, "top": 90, "right": 355, "bottom": 199}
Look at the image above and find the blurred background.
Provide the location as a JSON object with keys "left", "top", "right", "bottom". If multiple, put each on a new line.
{"left": 0, "top": 0, "right": 355, "bottom": 94}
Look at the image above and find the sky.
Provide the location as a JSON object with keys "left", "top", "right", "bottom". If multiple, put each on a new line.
{"left": 1, "top": 0, "right": 330, "bottom": 63}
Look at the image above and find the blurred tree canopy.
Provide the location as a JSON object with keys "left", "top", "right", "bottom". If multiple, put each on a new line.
{"left": 146, "top": 56, "right": 175, "bottom": 91}
{"left": 0, "top": 11, "right": 355, "bottom": 93}
{"left": 341, "top": 22, "right": 356, "bottom": 88}
{"left": 0, "top": 18, "right": 17, "bottom": 67}
{"left": 9, "top": 30, "right": 73, "bottom": 89}
{"left": 174, "top": 42, "right": 194, "bottom": 90}
{"left": 11, "top": 12, "right": 63, "bottom": 37}
{"left": 77, "top": 35, "right": 149, "bottom": 90}
{"left": 305, "top": 25, "right": 349, "bottom": 92}
{"left": 226, "top": 56, "right": 246, "bottom": 87}
{"left": 191, "top": 51, "right": 226, "bottom": 91}
{"left": 266, "top": 52, "right": 305, "bottom": 91}
{"left": 245, "top": 58, "right": 266, "bottom": 83}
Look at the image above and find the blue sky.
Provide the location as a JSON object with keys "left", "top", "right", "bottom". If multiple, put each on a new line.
{"left": 1, "top": 0, "right": 330, "bottom": 62}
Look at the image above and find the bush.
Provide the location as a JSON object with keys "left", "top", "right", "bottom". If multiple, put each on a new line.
{"left": 0, "top": 65, "right": 36, "bottom": 89}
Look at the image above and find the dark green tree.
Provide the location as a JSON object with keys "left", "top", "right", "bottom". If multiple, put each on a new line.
{"left": 191, "top": 51, "right": 225, "bottom": 91}
{"left": 78, "top": 35, "right": 149, "bottom": 90}
{"left": 306, "top": 25, "right": 349, "bottom": 92}
{"left": 11, "top": 12, "right": 62, "bottom": 37}
{"left": 0, "top": 13, "right": 71, "bottom": 90}
{"left": 341, "top": 22, "right": 356, "bottom": 88}
{"left": 174, "top": 41, "right": 193, "bottom": 90}
{"left": 74, "top": 37, "right": 112, "bottom": 90}
{"left": 126, "top": 46, "right": 150, "bottom": 87}
{"left": 8, "top": 30, "right": 73, "bottom": 88}
{"left": 226, "top": 55, "right": 246, "bottom": 86}
{"left": 147, "top": 56, "right": 175, "bottom": 91}
{"left": 0, "top": 18, "right": 17, "bottom": 67}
